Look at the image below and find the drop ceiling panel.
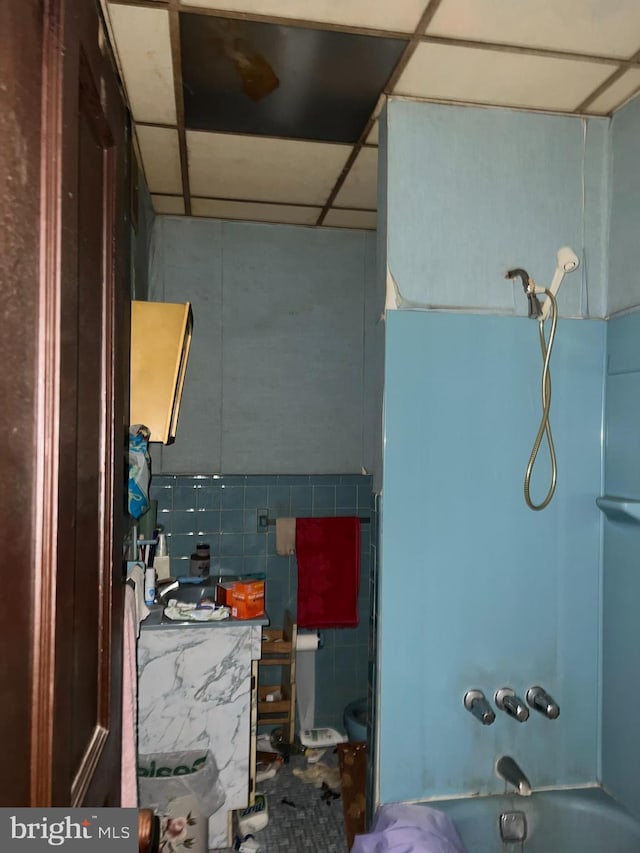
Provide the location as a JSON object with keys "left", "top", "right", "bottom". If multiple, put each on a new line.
{"left": 180, "top": 13, "right": 405, "bottom": 143}
{"left": 395, "top": 43, "right": 617, "bottom": 112}
{"left": 187, "top": 131, "right": 350, "bottom": 204}
{"left": 106, "top": 4, "right": 177, "bottom": 124}
{"left": 324, "top": 209, "right": 377, "bottom": 229}
{"left": 179, "top": 0, "right": 426, "bottom": 34}
{"left": 366, "top": 121, "right": 379, "bottom": 145}
{"left": 136, "top": 126, "right": 183, "bottom": 195}
{"left": 191, "top": 198, "right": 321, "bottom": 225}
{"left": 587, "top": 70, "right": 640, "bottom": 114}
{"left": 426, "top": 0, "right": 640, "bottom": 60}
{"left": 333, "top": 147, "right": 378, "bottom": 209}
{"left": 152, "top": 195, "right": 186, "bottom": 215}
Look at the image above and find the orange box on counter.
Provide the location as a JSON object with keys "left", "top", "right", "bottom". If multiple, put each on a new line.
{"left": 216, "top": 579, "right": 265, "bottom": 619}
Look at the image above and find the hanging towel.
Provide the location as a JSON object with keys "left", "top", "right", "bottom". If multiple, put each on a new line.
{"left": 276, "top": 517, "right": 296, "bottom": 556}
{"left": 127, "top": 562, "right": 150, "bottom": 634}
{"left": 121, "top": 584, "right": 139, "bottom": 808}
{"left": 128, "top": 424, "right": 151, "bottom": 519}
{"left": 296, "top": 517, "right": 360, "bottom": 629}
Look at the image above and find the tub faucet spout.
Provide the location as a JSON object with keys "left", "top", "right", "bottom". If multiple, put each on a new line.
{"left": 496, "top": 755, "right": 531, "bottom": 797}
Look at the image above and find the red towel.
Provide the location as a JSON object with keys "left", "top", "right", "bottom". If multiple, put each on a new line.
{"left": 296, "top": 517, "right": 360, "bottom": 629}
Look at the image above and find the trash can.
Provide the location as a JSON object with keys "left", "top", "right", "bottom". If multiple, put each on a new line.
{"left": 138, "top": 750, "right": 226, "bottom": 853}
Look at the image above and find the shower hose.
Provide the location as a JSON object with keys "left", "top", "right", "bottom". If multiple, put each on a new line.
{"left": 524, "top": 288, "right": 558, "bottom": 511}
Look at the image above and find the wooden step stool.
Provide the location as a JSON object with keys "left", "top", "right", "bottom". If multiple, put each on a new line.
{"left": 257, "top": 609, "right": 297, "bottom": 743}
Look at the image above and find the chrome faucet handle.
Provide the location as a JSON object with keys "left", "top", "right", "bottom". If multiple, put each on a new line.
{"left": 463, "top": 690, "right": 496, "bottom": 725}
{"left": 526, "top": 686, "right": 560, "bottom": 720}
{"left": 495, "top": 688, "right": 529, "bottom": 722}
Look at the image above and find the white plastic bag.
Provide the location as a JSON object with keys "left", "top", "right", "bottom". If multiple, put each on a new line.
{"left": 138, "top": 750, "right": 226, "bottom": 818}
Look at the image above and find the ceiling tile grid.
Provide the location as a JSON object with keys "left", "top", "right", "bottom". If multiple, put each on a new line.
{"left": 394, "top": 43, "right": 618, "bottom": 112}
{"left": 103, "top": 0, "right": 640, "bottom": 230}
{"left": 191, "top": 197, "right": 321, "bottom": 225}
{"left": 425, "top": 0, "right": 640, "bottom": 60}
{"left": 136, "top": 125, "right": 184, "bottom": 195}
{"left": 105, "top": 4, "right": 177, "bottom": 124}
{"left": 186, "top": 131, "right": 351, "bottom": 205}
{"left": 178, "top": 0, "right": 428, "bottom": 34}
{"left": 333, "top": 147, "right": 378, "bottom": 210}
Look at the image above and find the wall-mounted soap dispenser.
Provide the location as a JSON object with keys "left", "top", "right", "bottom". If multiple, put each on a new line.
{"left": 130, "top": 301, "right": 193, "bottom": 444}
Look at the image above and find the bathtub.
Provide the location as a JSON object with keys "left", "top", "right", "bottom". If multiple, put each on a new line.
{"left": 431, "top": 787, "right": 640, "bottom": 852}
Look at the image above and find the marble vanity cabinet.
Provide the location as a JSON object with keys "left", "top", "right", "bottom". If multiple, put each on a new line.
{"left": 138, "top": 617, "right": 266, "bottom": 850}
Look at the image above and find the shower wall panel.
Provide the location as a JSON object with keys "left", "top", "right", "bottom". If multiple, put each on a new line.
{"left": 379, "top": 311, "right": 605, "bottom": 803}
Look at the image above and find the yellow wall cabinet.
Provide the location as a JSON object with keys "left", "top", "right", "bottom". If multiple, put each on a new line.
{"left": 130, "top": 301, "right": 193, "bottom": 444}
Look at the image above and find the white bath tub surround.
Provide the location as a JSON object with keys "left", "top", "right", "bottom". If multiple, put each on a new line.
{"left": 429, "top": 787, "right": 640, "bottom": 852}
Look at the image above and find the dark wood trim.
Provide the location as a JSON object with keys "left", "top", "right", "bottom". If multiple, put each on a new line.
{"left": 31, "top": 0, "right": 65, "bottom": 806}
{"left": 168, "top": 0, "right": 191, "bottom": 215}
{"left": 71, "top": 727, "right": 109, "bottom": 807}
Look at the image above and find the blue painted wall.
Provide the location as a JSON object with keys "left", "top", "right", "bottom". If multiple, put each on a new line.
{"left": 385, "top": 100, "right": 609, "bottom": 318}
{"left": 608, "top": 95, "right": 640, "bottom": 316}
{"left": 377, "top": 99, "right": 607, "bottom": 804}
{"left": 148, "top": 217, "right": 378, "bottom": 476}
{"left": 601, "top": 93, "right": 640, "bottom": 819}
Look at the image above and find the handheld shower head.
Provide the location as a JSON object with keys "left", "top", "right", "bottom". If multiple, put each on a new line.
{"left": 540, "top": 246, "right": 580, "bottom": 320}
{"left": 557, "top": 246, "right": 579, "bottom": 273}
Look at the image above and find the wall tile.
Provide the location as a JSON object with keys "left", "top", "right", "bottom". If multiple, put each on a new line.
{"left": 267, "top": 485, "right": 291, "bottom": 513}
{"left": 173, "top": 485, "right": 198, "bottom": 511}
{"left": 336, "top": 485, "right": 357, "bottom": 507}
{"left": 291, "top": 485, "right": 313, "bottom": 512}
{"left": 198, "top": 486, "right": 221, "bottom": 510}
{"left": 244, "top": 485, "right": 268, "bottom": 508}
{"left": 195, "top": 511, "right": 220, "bottom": 535}
{"left": 243, "top": 533, "right": 268, "bottom": 555}
{"left": 313, "top": 485, "right": 336, "bottom": 509}
{"left": 221, "top": 485, "right": 245, "bottom": 509}
{"left": 220, "top": 509, "right": 244, "bottom": 532}
{"left": 171, "top": 510, "right": 197, "bottom": 536}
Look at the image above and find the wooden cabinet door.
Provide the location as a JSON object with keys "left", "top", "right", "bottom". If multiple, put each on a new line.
{"left": 0, "top": 0, "right": 129, "bottom": 807}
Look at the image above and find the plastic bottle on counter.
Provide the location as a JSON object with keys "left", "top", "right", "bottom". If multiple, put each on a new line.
{"left": 144, "top": 566, "right": 156, "bottom": 606}
{"left": 189, "top": 542, "right": 211, "bottom": 578}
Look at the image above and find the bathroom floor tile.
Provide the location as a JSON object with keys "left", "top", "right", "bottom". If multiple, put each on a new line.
{"left": 215, "top": 752, "right": 347, "bottom": 852}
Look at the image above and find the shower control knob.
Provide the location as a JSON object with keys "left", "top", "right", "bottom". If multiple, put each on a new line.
{"left": 463, "top": 690, "right": 496, "bottom": 725}
{"left": 495, "top": 688, "right": 529, "bottom": 722}
{"left": 526, "top": 686, "right": 560, "bottom": 720}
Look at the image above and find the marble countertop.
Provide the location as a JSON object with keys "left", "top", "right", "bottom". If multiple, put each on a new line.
{"left": 140, "top": 604, "right": 270, "bottom": 630}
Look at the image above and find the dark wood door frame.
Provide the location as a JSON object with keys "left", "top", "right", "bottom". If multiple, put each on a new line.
{"left": 0, "top": 0, "right": 129, "bottom": 807}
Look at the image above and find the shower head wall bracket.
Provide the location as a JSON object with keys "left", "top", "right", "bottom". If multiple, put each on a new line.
{"left": 539, "top": 247, "right": 580, "bottom": 321}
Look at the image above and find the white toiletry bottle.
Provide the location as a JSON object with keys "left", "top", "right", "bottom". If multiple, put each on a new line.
{"left": 144, "top": 566, "right": 156, "bottom": 606}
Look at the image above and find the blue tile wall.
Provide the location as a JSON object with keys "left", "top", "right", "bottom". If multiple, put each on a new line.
{"left": 150, "top": 473, "right": 373, "bottom": 731}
